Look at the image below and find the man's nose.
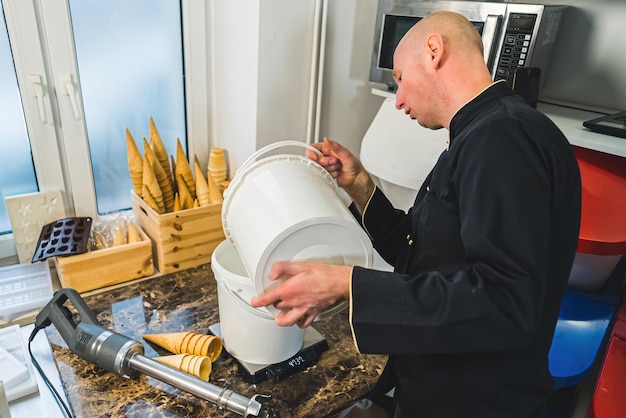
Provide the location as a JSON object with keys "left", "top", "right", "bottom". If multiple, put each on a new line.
{"left": 395, "top": 89, "right": 404, "bottom": 110}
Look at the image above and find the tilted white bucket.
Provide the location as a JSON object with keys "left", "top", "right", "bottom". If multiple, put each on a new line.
{"left": 222, "top": 141, "right": 374, "bottom": 319}
{"left": 211, "top": 239, "right": 304, "bottom": 365}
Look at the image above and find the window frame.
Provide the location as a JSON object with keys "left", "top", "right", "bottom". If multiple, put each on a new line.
{"left": 0, "top": 0, "right": 209, "bottom": 262}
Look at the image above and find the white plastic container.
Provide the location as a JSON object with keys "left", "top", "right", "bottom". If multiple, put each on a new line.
{"left": 222, "top": 141, "right": 373, "bottom": 319}
{"left": 0, "top": 261, "right": 53, "bottom": 322}
{"left": 211, "top": 240, "right": 304, "bottom": 365}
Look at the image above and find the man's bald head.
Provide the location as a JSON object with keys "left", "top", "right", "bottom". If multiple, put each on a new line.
{"left": 396, "top": 11, "right": 484, "bottom": 60}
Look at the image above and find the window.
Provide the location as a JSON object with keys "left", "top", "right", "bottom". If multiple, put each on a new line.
{"left": 0, "top": 11, "right": 38, "bottom": 234}
{"left": 0, "top": 0, "right": 208, "bottom": 262}
{"left": 68, "top": 0, "right": 187, "bottom": 214}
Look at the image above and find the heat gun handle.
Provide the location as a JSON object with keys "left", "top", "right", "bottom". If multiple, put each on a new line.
{"left": 128, "top": 353, "right": 267, "bottom": 417}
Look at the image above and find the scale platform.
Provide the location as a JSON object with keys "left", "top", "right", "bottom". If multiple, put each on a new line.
{"left": 208, "top": 323, "right": 328, "bottom": 384}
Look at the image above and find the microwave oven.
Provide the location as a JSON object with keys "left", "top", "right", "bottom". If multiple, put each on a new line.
{"left": 369, "top": 0, "right": 567, "bottom": 91}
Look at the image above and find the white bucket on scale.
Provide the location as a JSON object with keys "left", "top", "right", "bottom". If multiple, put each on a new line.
{"left": 214, "top": 141, "right": 373, "bottom": 365}
{"left": 211, "top": 240, "right": 304, "bottom": 365}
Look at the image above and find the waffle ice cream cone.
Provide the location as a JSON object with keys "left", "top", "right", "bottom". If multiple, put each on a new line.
{"left": 154, "top": 354, "right": 211, "bottom": 380}
{"left": 128, "top": 221, "right": 141, "bottom": 243}
{"left": 208, "top": 148, "right": 227, "bottom": 183}
{"left": 175, "top": 138, "right": 196, "bottom": 199}
{"left": 142, "top": 185, "right": 164, "bottom": 214}
{"left": 144, "top": 332, "right": 223, "bottom": 363}
{"left": 194, "top": 159, "right": 210, "bottom": 207}
{"left": 174, "top": 193, "right": 181, "bottom": 212}
{"left": 142, "top": 155, "right": 165, "bottom": 213}
{"left": 112, "top": 224, "right": 126, "bottom": 247}
{"left": 177, "top": 174, "right": 194, "bottom": 210}
{"left": 197, "top": 335, "right": 222, "bottom": 361}
{"left": 144, "top": 139, "right": 175, "bottom": 213}
{"left": 207, "top": 170, "right": 223, "bottom": 204}
{"left": 149, "top": 116, "right": 172, "bottom": 179}
{"left": 153, "top": 353, "right": 186, "bottom": 368}
{"left": 144, "top": 332, "right": 191, "bottom": 354}
{"left": 126, "top": 129, "right": 143, "bottom": 198}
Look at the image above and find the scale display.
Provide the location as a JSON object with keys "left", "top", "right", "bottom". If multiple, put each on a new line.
{"left": 208, "top": 324, "right": 329, "bottom": 384}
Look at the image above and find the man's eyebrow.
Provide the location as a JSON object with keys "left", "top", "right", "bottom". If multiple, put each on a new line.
{"left": 392, "top": 70, "right": 400, "bottom": 80}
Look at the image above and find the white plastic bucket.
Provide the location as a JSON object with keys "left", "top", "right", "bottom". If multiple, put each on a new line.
{"left": 222, "top": 141, "right": 374, "bottom": 319}
{"left": 211, "top": 240, "right": 304, "bottom": 364}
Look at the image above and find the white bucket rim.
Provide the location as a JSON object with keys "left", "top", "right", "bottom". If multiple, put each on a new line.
{"left": 222, "top": 153, "right": 337, "bottom": 245}
{"left": 217, "top": 276, "right": 274, "bottom": 319}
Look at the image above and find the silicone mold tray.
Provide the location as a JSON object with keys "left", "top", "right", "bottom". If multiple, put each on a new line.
{"left": 31, "top": 216, "right": 92, "bottom": 262}
{"left": 0, "top": 261, "right": 53, "bottom": 321}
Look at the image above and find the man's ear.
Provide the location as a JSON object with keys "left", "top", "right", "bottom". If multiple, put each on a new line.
{"left": 427, "top": 34, "right": 444, "bottom": 68}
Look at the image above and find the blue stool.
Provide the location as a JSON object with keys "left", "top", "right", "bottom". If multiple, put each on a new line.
{"left": 549, "top": 288, "right": 617, "bottom": 388}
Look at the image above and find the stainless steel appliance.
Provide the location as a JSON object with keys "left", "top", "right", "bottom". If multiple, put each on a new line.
{"left": 33, "top": 288, "right": 270, "bottom": 418}
{"left": 370, "top": 0, "right": 567, "bottom": 90}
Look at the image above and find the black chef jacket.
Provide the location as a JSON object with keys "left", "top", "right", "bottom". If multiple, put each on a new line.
{"left": 349, "top": 81, "right": 582, "bottom": 418}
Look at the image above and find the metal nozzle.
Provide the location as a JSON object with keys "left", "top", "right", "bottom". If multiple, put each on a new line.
{"left": 128, "top": 353, "right": 266, "bottom": 417}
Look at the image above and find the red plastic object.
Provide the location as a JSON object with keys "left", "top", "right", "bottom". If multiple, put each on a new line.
{"left": 573, "top": 146, "right": 626, "bottom": 255}
{"left": 589, "top": 335, "right": 626, "bottom": 418}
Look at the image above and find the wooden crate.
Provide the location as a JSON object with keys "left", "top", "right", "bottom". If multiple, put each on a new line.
{"left": 54, "top": 225, "right": 153, "bottom": 293}
{"left": 130, "top": 190, "right": 225, "bottom": 274}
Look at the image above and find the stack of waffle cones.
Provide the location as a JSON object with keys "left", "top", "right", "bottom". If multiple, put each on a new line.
{"left": 125, "top": 117, "right": 229, "bottom": 214}
{"left": 153, "top": 353, "right": 212, "bottom": 381}
{"left": 144, "top": 331, "right": 223, "bottom": 381}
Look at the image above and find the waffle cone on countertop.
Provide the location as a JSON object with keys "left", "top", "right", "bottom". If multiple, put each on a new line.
{"left": 144, "top": 138, "right": 175, "bottom": 213}
{"left": 144, "top": 332, "right": 191, "bottom": 353}
{"left": 177, "top": 174, "right": 194, "bottom": 210}
{"left": 126, "top": 129, "right": 143, "bottom": 198}
{"left": 142, "top": 155, "right": 165, "bottom": 213}
{"left": 128, "top": 221, "right": 141, "bottom": 243}
{"left": 144, "top": 332, "right": 222, "bottom": 361}
{"left": 207, "top": 169, "right": 223, "bottom": 204}
{"left": 194, "top": 159, "right": 210, "bottom": 207}
{"left": 153, "top": 354, "right": 212, "bottom": 381}
{"left": 149, "top": 116, "right": 172, "bottom": 180}
{"left": 175, "top": 138, "right": 196, "bottom": 199}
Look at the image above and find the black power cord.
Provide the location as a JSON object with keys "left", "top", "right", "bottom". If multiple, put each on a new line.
{"left": 28, "top": 326, "right": 75, "bottom": 418}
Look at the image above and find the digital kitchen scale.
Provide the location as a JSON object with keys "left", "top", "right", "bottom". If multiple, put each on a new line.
{"left": 583, "top": 111, "right": 626, "bottom": 139}
{"left": 208, "top": 324, "right": 328, "bottom": 384}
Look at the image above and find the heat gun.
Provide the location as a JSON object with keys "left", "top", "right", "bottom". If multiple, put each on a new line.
{"left": 34, "top": 288, "right": 270, "bottom": 417}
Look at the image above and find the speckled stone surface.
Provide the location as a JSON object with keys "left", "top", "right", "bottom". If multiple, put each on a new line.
{"left": 46, "top": 263, "right": 387, "bottom": 418}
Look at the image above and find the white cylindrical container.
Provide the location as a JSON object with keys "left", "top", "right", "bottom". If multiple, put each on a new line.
{"left": 222, "top": 141, "right": 373, "bottom": 319}
{"left": 211, "top": 240, "right": 304, "bottom": 365}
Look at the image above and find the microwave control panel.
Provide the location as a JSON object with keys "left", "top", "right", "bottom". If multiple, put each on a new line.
{"left": 494, "top": 13, "right": 538, "bottom": 86}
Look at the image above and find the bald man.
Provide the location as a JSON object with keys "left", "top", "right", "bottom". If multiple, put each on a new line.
{"left": 252, "top": 11, "right": 581, "bottom": 418}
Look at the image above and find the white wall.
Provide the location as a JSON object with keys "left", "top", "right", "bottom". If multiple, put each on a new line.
{"left": 318, "top": 0, "right": 384, "bottom": 155}
{"left": 208, "top": 1, "right": 319, "bottom": 177}
{"left": 207, "top": 0, "right": 626, "bottom": 168}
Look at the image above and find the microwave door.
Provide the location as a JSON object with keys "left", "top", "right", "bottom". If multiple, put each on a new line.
{"left": 482, "top": 14, "right": 503, "bottom": 72}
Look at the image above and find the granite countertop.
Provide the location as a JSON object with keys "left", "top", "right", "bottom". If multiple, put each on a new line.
{"left": 45, "top": 263, "right": 386, "bottom": 418}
